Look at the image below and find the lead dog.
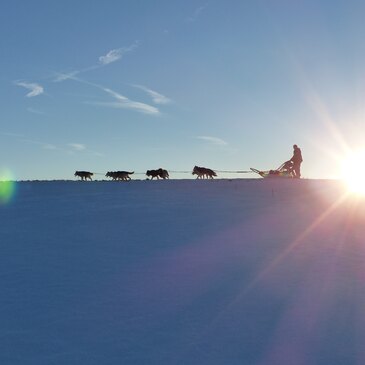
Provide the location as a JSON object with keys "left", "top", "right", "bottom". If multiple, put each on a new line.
{"left": 106, "top": 171, "right": 134, "bottom": 181}
{"left": 75, "top": 171, "right": 93, "bottom": 181}
{"left": 192, "top": 166, "right": 217, "bottom": 179}
{"left": 146, "top": 168, "right": 169, "bottom": 180}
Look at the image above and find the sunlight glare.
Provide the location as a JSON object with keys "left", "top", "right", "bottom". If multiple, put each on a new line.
{"left": 341, "top": 150, "right": 365, "bottom": 195}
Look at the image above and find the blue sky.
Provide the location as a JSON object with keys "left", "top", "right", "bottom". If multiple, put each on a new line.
{"left": 1, "top": 0, "right": 365, "bottom": 180}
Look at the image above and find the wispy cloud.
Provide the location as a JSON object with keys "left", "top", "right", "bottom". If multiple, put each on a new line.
{"left": 186, "top": 4, "right": 208, "bottom": 22}
{"left": 54, "top": 73, "right": 160, "bottom": 116}
{"left": 1, "top": 132, "right": 56, "bottom": 150}
{"left": 53, "top": 42, "right": 139, "bottom": 82}
{"left": 195, "top": 136, "right": 228, "bottom": 146}
{"left": 89, "top": 87, "right": 160, "bottom": 115}
{"left": 99, "top": 42, "right": 139, "bottom": 65}
{"left": 53, "top": 71, "right": 80, "bottom": 82}
{"left": 66, "top": 143, "right": 103, "bottom": 157}
{"left": 20, "top": 138, "right": 57, "bottom": 150}
{"left": 132, "top": 84, "right": 171, "bottom": 105}
{"left": 99, "top": 49, "right": 124, "bottom": 65}
{"left": 23, "top": 139, "right": 57, "bottom": 150}
{"left": 0, "top": 132, "right": 102, "bottom": 155}
{"left": 15, "top": 81, "right": 44, "bottom": 97}
{"left": 68, "top": 143, "right": 86, "bottom": 151}
{"left": 91, "top": 100, "right": 159, "bottom": 115}
{"left": 99, "top": 49, "right": 122, "bottom": 65}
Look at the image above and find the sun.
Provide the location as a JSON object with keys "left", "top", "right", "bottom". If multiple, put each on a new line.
{"left": 341, "top": 150, "right": 365, "bottom": 195}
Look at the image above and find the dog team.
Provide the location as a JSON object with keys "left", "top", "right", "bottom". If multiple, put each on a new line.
{"left": 74, "top": 166, "right": 217, "bottom": 181}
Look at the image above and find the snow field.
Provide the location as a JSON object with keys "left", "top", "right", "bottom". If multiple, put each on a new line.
{"left": 1, "top": 179, "right": 364, "bottom": 365}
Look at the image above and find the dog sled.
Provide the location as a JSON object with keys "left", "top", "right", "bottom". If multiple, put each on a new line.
{"left": 250, "top": 161, "right": 294, "bottom": 179}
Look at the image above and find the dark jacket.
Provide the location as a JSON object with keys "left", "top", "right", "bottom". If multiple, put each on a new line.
{"left": 291, "top": 147, "right": 303, "bottom": 164}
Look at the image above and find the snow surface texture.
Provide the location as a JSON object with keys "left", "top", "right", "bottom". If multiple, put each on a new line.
{"left": 1, "top": 179, "right": 365, "bottom": 365}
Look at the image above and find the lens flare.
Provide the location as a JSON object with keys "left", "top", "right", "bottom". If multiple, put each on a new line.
{"left": 341, "top": 150, "right": 365, "bottom": 196}
{"left": 0, "top": 169, "right": 16, "bottom": 204}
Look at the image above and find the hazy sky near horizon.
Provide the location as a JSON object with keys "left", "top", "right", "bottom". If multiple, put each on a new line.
{"left": 1, "top": 0, "right": 365, "bottom": 180}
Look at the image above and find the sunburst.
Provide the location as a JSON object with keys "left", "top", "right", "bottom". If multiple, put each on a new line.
{"left": 341, "top": 149, "right": 365, "bottom": 196}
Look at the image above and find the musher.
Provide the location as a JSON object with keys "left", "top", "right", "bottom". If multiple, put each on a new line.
{"left": 290, "top": 144, "right": 303, "bottom": 178}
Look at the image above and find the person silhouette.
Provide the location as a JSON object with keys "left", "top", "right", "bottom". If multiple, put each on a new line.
{"left": 290, "top": 144, "right": 303, "bottom": 178}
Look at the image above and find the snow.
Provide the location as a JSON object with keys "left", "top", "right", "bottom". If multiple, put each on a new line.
{"left": 1, "top": 179, "right": 365, "bottom": 364}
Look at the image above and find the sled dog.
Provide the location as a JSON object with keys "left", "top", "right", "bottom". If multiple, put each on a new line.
{"left": 146, "top": 168, "right": 169, "bottom": 180}
{"left": 75, "top": 171, "right": 93, "bottom": 181}
{"left": 106, "top": 171, "right": 134, "bottom": 181}
{"left": 192, "top": 166, "right": 217, "bottom": 179}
